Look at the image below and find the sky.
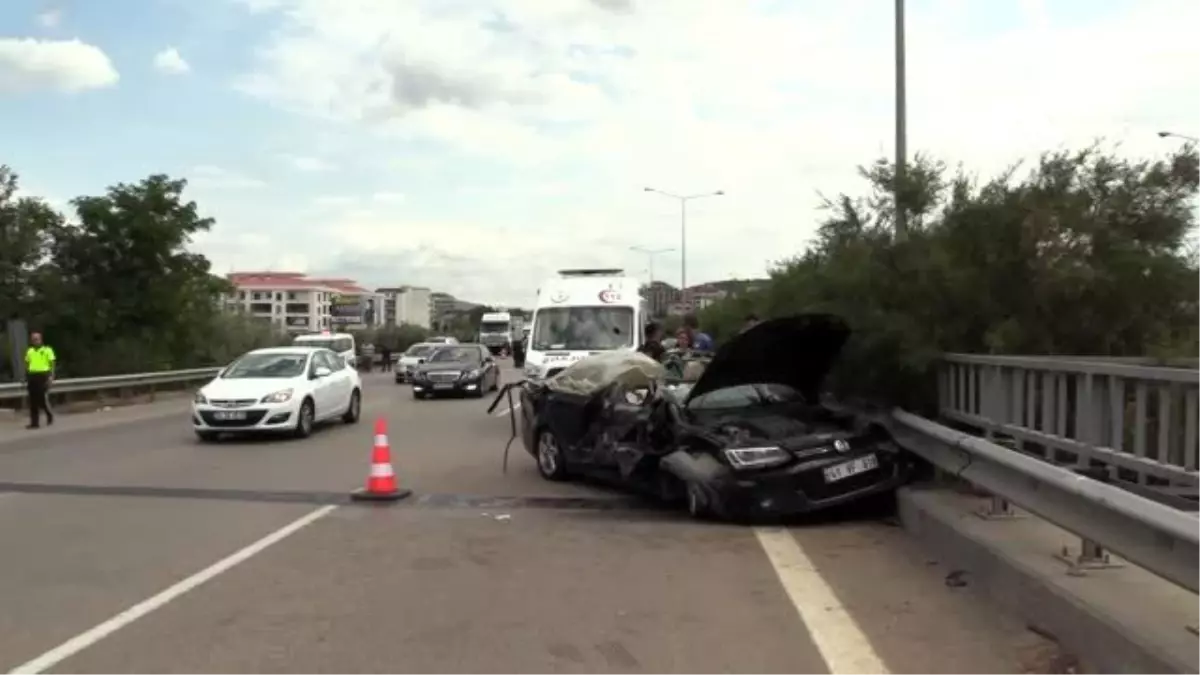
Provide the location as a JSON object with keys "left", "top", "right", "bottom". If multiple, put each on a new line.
{"left": 1, "top": 0, "right": 1197, "bottom": 306}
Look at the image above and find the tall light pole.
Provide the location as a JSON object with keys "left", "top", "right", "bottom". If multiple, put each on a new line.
{"left": 642, "top": 187, "right": 724, "bottom": 310}
{"left": 1158, "top": 131, "right": 1199, "bottom": 143}
{"left": 629, "top": 246, "right": 674, "bottom": 285}
{"left": 894, "top": 0, "right": 908, "bottom": 238}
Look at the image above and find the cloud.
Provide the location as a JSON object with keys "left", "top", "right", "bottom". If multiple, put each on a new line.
{"left": 36, "top": 9, "right": 62, "bottom": 28}
{"left": 284, "top": 154, "right": 337, "bottom": 172}
{"left": 214, "top": 0, "right": 1199, "bottom": 305}
{"left": 189, "top": 165, "right": 265, "bottom": 190}
{"left": 152, "top": 47, "right": 190, "bottom": 75}
{"left": 0, "top": 38, "right": 118, "bottom": 93}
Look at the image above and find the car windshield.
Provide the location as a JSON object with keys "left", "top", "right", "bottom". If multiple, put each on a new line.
{"left": 429, "top": 346, "right": 479, "bottom": 363}
{"left": 687, "top": 383, "right": 805, "bottom": 410}
{"left": 532, "top": 306, "right": 634, "bottom": 351}
{"left": 480, "top": 321, "right": 509, "bottom": 333}
{"left": 223, "top": 353, "right": 309, "bottom": 379}
{"left": 294, "top": 337, "right": 352, "bottom": 352}
{"left": 405, "top": 344, "right": 435, "bottom": 356}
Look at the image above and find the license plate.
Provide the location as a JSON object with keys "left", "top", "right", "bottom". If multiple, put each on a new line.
{"left": 823, "top": 454, "right": 879, "bottom": 483}
{"left": 213, "top": 411, "right": 247, "bottom": 421}
{"left": 433, "top": 383, "right": 454, "bottom": 390}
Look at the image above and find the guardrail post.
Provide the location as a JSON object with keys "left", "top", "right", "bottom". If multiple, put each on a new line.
{"left": 974, "top": 435, "right": 1023, "bottom": 520}
{"left": 1056, "top": 535, "right": 1125, "bottom": 576}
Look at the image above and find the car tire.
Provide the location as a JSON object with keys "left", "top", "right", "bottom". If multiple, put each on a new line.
{"left": 535, "top": 428, "right": 570, "bottom": 481}
{"left": 342, "top": 389, "right": 361, "bottom": 424}
{"left": 293, "top": 398, "right": 315, "bottom": 438}
{"left": 685, "top": 482, "right": 710, "bottom": 520}
{"left": 195, "top": 430, "right": 220, "bottom": 443}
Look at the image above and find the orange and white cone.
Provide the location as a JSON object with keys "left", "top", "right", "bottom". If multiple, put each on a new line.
{"left": 351, "top": 418, "right": 412, "bottom": 502}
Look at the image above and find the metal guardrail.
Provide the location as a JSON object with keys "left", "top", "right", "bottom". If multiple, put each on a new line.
{"left": 0, "top": 367, "right": 221, "bottom": 403}
{"left": 890, "top": 409, "right": 1200, "bottom": 594}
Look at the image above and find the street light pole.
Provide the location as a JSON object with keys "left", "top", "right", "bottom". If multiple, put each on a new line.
{"left": 629, "top": 246, "right": 674, "bottom": 285}
{"left": 642, "top": 187, "right": 724, "bottom": 310}
{"left": 894, "top": 0, "right": 908, "bottom": 239}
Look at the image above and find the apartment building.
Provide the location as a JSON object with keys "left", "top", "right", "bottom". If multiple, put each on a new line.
{"left": 375, "top": 286, "right": 433, "bottom": 330}
{"left": 225, "top": 272, "right": 385, "bottom": 333}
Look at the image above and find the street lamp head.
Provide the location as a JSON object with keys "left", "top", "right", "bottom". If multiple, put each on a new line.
{"left": 643, "top": 187, "right": 654, "bottom": 192}
{"left": 1158, "top": 131, "right": 1170, "bottom": 138}
{"left": 715, "top": 190, "right": 725, "bottom": 196}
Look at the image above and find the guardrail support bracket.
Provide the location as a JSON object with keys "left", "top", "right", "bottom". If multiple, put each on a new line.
{"left": 1055, "top": 537, "right": 1125, "bottom": 576}
{"left": 974, "top": 495, "right": 1023, "bottom": 520}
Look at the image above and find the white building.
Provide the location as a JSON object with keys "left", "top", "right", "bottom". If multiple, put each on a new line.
{"left": 376, "top": 286, "right": 432, "bottom": 330}
{"left": 225, "top": 272, "right": 385, "bottom": 333}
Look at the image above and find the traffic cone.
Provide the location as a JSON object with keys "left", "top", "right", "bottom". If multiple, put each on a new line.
{"left": 351, "top": 418, "right": 412, "bottom": 502}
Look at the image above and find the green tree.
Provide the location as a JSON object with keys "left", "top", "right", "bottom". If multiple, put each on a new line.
{"left": 700, "top": 143, "right": 1199, "bottom": 411}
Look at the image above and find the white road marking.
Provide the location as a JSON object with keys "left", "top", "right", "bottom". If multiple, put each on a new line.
{"left": 493, "top": 403, "right": 521, "bottom": 417}
{"left": 754, "top": 527, "right": 888, "bottom": 675}
{"left": 8, "top": 504, "right": 338, "bottom": 674}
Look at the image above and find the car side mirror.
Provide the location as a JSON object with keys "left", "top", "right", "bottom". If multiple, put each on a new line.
{"left": 313, "top": 366, "right": 333, "bottom": 379}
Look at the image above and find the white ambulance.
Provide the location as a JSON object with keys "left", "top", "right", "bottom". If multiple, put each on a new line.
{"left": 522, "top": 268, "right": 646, "bottom": 381}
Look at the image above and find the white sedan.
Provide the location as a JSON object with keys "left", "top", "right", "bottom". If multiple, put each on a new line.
{"left": 192, "top": 346, "right": 363, "bottom": 442}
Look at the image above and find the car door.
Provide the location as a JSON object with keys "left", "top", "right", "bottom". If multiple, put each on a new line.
{"left": 321, "top": 350, "right": 353, "bottom": 415}
{"left": 309, "top": 351, "right": 339, "bottom": 418}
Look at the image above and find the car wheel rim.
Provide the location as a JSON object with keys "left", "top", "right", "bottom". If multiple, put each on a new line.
{"left": 687, "top": 485, "right": 701, "bottom": 515}
{"left": 538, "top": 434, "right": 559, "bottom": 474}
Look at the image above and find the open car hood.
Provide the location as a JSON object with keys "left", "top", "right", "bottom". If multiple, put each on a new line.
{"left": 684, "top": 314, "right": 851, "bottom": 405}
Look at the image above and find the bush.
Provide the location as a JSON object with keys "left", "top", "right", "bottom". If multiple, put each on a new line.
{"left": 699, "top": 144, "right": 1199, "bottom": 412}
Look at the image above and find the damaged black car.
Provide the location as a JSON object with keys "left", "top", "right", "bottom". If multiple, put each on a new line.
{"left": 495, "top": 314, "right": 913, "bottom": 521}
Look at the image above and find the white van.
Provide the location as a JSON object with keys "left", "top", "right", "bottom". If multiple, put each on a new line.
{"left": 293, "top": 331, "right": 357, "bottom": 368}
{"left": 522, "top": 268, "right": 644, "bottom": 381}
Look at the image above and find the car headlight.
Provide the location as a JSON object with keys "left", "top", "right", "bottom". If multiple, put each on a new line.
{"left": 464, "top": 368, "right": 482, "bottom": 379}
{"left": 194, "top": 392, "right": 207, "bottom": 404}
{"left": 724, "top": 446, "right": 790, "bottom": 470}
{"left": 261, "top": 388, "right": 294, "bottom": 404}
{"left": 523, "top": 364, "right": 540, "bottom": 378}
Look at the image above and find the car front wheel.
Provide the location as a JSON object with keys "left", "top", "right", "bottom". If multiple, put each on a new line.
{"left": 293, "top": 398, "right": 315, "bottom": 438}
{"left": 685, "top": 482, "right": 710, "bottom": 520}
{"left": 536, "top": 429, "right": 570, "bottom": 481}
{"left": 342, "top": 389, "right": 361, "bottom": 424}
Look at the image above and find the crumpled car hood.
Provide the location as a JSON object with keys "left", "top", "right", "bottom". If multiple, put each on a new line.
{"left": 684, "top": 314, "right": 851, "bottom": 405}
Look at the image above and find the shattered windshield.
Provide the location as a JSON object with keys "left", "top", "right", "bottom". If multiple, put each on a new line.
{"left": 531, "top": 306, "right": 634, "bottom": 351}
{"left": 687, "top": 383, "right": 805, "bottom": 409}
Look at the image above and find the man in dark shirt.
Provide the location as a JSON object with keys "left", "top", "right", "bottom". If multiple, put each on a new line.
{"left": 638, "top": 322, "right": 666, "bottom": 361}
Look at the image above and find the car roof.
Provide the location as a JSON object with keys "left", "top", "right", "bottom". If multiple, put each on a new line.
{"left": 248, "top": 346, "right": 322, "bottom": 355}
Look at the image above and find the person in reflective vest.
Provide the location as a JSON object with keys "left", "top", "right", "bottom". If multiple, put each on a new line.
{"left": 24, "top": 331, "right": 56, "bottom": 429}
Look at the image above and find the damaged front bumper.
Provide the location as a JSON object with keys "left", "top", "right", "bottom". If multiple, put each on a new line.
{"left": 666, "top": 449, "right": 912, "bottom": 518}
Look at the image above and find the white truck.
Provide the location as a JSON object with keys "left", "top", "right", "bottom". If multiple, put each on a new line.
{"left": 522, "top": 268, "right": 646, "bottom": 381}
{"left": 478, "top": 311, "right": 514, "bottom": 355}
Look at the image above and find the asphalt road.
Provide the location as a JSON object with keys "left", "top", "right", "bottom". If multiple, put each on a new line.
{"left": 0, "top": 369, "right": 1063, "bottom": 673}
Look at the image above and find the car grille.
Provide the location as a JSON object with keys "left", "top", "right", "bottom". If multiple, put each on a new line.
{"left": 199, "top": 410, "right": 268, "bottom": 427}
{"left": 208, "top": 399, "right": 257, "bottom": 408}
{"left": 427, "top": 371, "right": 461, "bottom": 383}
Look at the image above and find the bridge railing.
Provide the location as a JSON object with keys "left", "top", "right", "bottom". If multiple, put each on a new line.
{"left": 936, "top": 354, "right": 1199, "bottom": 503}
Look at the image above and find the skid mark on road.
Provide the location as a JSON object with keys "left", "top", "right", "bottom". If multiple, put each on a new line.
{"left": 755, "top": 527, "right": 888, "bottom": 674}
{"left": 7, "top": 504, "right": 337, "bottom": 675}
{"left": 0, "top": 481, "right": 659, "bottom": 513}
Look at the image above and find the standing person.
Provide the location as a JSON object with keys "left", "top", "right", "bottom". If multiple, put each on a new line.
{"left": 682, "top": 314, "right": 715, "bottom": 352}
{"left": 380, "top": 345, "right": 393, "bottom": 372}
{"left": 24, "top": 331, "right": 56, "bottom": 429}
{"left": 638, "top": 322, "right": 666, "bottom": 361}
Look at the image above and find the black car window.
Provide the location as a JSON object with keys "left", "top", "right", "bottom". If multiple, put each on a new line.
{"left": 429, "top": 346, "right": 478, "bottom": 363}
{"left": 687, "top": 383, "right": 805, "bottom": 410}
